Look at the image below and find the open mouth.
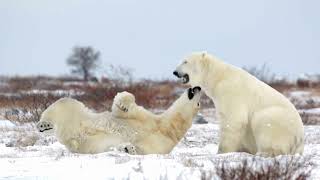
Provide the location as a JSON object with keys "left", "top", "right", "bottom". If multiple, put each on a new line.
{"left": 39, "top": 128, "right": 53, "bottom": 132}
{"left": 173, "top": 71, "right": 189, "bottom": 84}
{"left": 188, "top": 86, "right": 201, "bottom": 100}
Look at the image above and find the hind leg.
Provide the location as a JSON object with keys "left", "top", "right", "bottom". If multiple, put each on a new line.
{"left": 251, "top": 107, "right": 304, "bottom": 157}
{"left": 117, "top": 143, "right": 137, "bottom": 155}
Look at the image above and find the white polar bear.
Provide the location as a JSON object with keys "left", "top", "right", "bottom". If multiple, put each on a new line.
{"left": 112, "top": 87, "right": 202, "bottom": 154}
{"left": 37, "top": 98, "right": 137, "bottom": 154}
{"left": 174, "top": 52, "right": 304, "bottom": 157}
{"left": 37, "top": 87, "right": 201, "bottom": 155}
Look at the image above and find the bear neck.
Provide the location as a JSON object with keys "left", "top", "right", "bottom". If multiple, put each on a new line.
{"left": 160, "top": 97, "right": 193, "bottom": 140}
{"left": 201, "top": 56, "right": 230, "bottom": 99}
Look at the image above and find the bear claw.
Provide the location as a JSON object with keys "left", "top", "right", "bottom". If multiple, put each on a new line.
{"left": 116, "top": 103, "right": 129, "bottom": 112}
{"left": 123, "top": 144, "right": 136, "bottom": 155}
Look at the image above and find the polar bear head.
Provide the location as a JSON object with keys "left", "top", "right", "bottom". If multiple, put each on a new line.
{"left": 37, "top": 98, "right": 88, "bottom": 133}
{"left": 173, "top": 51, "right": 212, "bottom": 87}
{"left": 167, "top": 86, "right": 202, "bottom": 121}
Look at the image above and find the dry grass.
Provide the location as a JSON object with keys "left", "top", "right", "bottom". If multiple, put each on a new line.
{"left": 301, "top": 112, "right": 320, "bottom": 125}
{"left": 201, "top": 155, "right": 314, "bottom": 180}
{"left": 2, "top": 94, "right": 59, "bottom": 122}
{"left": 0, "top": 76, "right": 179, "bottom": 123}
{"left": 1, "top": 75, "right": 320, "bottom": 124}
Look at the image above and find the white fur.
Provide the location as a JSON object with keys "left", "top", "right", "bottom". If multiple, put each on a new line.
{"left": 38, "top": 98, "right": 136, "bottom": 154}
{"left": 111, "top": 89, "right": 201, "bottom": 154}
{"left": 38, "top": 88, "right": 201, "bottom": 155}
{"left": 175, "top": 52, "right": 304, "bottom": 157}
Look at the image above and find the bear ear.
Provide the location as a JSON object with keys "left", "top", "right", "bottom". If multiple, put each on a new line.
{"left": 199, "top": 51, "right": 209, "bottom": 67}
{"left": 201, "top": 51, "right": 208, "bottom": 59}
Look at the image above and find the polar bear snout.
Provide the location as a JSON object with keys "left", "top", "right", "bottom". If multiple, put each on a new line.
{"left": 173, "top": 71, "right": 189, "bottom": 84}
{"left": 173, "top": 71, "right": 180, "bottom": 77}
{"left": 193, "top": 86, "right": 201, "bottom": 93}
{"left": 188, "top": 86, "right": 201, "bottom": 100}
{"left": 37, "top": 121, "right": 54, "bottom": 132}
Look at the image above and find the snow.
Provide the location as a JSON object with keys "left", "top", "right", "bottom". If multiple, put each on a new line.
{"left": 287, "top": 90, "right": 320, "bottom": 110}
{"left": 0, "top": 119, "right": 15, "bottom": 128}
{"left": 0, "top": 124, "right": 218, "bottom": 179}
{"left": 0, "top": 155, "right": 204, "bottom": 179}
{"left": 302, "top": 108, "right": 320, "bottom": 115}
{"left": 0, "top": 109, "right": 319, "bottom": 179}
{"left": 0, "top": 89, "right": 85, "bottom": 98}
{"left": 289, "top": 91, "right": 311, "bottom": 97}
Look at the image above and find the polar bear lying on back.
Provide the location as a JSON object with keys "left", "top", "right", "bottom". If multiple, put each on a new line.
{"left": 37, "top": 97, "right": 136, "bottom": 154}
{"left": 37, "top": 87, "right": 202, "bottom": 154}
{"left": 112, "top": 87, "right": 201, "bottom": 154}
{"left": 174, "top": 52, "right": 304, "bottom": 157}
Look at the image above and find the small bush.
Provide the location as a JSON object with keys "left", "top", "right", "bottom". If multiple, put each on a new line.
{"left": 206, "top": 155, "right": 314, "bottom": 180}
{"left": 3, "top": 94, "right": 59, "bottom": 123}
{"left": 300, "top": 111, "right": 320, "bottom": 125}
{"left": 297, "top": 74, "right": 320, "bottom": 88}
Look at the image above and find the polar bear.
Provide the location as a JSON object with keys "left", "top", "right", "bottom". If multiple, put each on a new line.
{"left": 173, "top": 52, "right": 304, "bottom": 157}
{"left": 37, "top": 98, "right": 137, "bottom": 154}
{"left": 111, "top": 91, "right": 137, "bottom": 119}
{"left": 111, "top": 87, "right": 202, "bottom": 154}
{"left": 111, "top": 91, "right": 158, "bottom": 122}
{"left": 37, "top": 87, "right": 201, "bottom": 155}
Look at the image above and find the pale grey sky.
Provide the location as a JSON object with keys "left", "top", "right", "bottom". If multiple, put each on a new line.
{"left": 0, "top": 0, "right": 319, "bottom": 79}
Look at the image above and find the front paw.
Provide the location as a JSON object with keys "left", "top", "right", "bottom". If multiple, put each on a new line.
{"left": 124, "top": 144, "right": 137, "bottom": 155}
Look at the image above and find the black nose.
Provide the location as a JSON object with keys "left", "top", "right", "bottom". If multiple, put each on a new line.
{"left": 193, "top": 86, "right": 201, "bottom": 92}
{"left": 173, "top": 71, "right": 179, "bottom": 77}
{"left": 188, "top": 88, "right": 194, "bottom": 100}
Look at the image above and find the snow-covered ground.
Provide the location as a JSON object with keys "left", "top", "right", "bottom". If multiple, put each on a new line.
{"left": 0, "top": 89, "right": 85, "bottom": 98}
{"left": 0, "top": 108, "right": 319, "bottom": 180}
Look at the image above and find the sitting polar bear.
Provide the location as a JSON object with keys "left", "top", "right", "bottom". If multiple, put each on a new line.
{"left": 174, "top": 52, "right": 304, "bottom": 157}
{"left": 37, "top": 87, "right": 202, "bottom": 155}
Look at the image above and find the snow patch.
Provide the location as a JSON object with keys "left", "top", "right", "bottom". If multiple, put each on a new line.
{"left": 0, "top": 120, "right": 15, "bottom": 128}
{"left": 0, "top": 112, "right": 319, "bottom": 179}
{"left": 302, "top": 108, "right": 320, "bottom": 115}
{"left": 289, "top": 91, "right": 311, "bottom": 97}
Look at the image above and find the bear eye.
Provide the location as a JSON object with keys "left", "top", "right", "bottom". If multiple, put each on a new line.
{"left": 197, "top": 102, "right": 200, "bottom": 106}
{"left": 183, "top": 61, "right": 187, "bottom": 64}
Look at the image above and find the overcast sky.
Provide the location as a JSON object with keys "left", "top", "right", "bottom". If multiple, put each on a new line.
{"left": 0, "top": 0, "right": 319, "bottom": 79}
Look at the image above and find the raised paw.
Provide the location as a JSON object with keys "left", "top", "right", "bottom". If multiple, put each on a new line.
{"left": 116, "top": 102, "right": 129, "bottom": 112}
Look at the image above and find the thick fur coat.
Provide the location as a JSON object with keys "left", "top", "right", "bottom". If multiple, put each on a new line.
{"left": 174, "top": 52, "right": 304, "bottom": 157}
